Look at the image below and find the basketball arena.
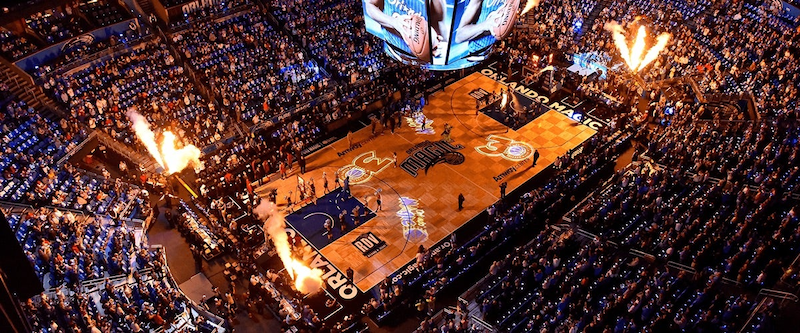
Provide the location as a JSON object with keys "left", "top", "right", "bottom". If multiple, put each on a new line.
{"left": 0, "top": 0, "right": 798, "bottom": 332}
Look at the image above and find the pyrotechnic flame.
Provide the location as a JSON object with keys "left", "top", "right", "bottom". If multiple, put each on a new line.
{"left": 629, "top": 26, "right": 648, "bottom": 71}
{"left": 126, "top": 110, "right": 201, "bottom": 174}
{"left": 604, "top": 21, "right": 670, "bottom": 73}
{"left": 127, "top": 109, "right": 164, "bottom": 168}
{"left": 254, "top": 201, "right": 323, "bottom": 294}
{"left": 639, "top": 33, "right": 671, "bottom": 72}
{"left": 520, "top": 0, "right": 540, "bottom": 16}
{"left": 289, "top": 259, "right": 324, "bottom": 294}
{"left": 501, "top": 90, "right": 509, "bottom": 109}
{"left": 160, "top": 131, "right": 201, "bottom": 175}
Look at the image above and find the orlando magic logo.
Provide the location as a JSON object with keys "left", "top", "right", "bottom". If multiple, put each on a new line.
{"left": 62, "top": 34, "right": 95, "bottom": 52}
{"left": 400, "top": 140, "right": 465, "bottom": 177}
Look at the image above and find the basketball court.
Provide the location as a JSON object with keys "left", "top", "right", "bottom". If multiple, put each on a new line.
{"left": 255, "top": 72, "right": 596, "bottom": 292}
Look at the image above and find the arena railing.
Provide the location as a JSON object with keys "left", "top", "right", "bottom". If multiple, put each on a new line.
{"left": 738, "top": 288, "right": 799, "bottom": 333}
{"left": 0, "top": 201, "right": 37, "bottom": 214}
{"left": 0, "top": 200, "right": 89, "bottom": 221}
{"left": 739, "top": 297, "right": 771, "bottom": 333}
{"left": 157, "top": 245, "right": 228, "bottom": 332}
{"left": 166, "top": 3, "right": 255, "bottom": 34}
{"left": 56, "top": 130, "right": 96, "bottom": 166}
{"left": 77, "top": 266, "right": 156, "bottom": 294}
{"left": 758, "top": 288, "right": 799, "bottom": 304}
{"left": 29, "top": 32, "right": 155, "bottom": 83}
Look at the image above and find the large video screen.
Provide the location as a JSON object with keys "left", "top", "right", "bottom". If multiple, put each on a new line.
{"left": 363, "top": 0, "right": 520, "bottom": 70}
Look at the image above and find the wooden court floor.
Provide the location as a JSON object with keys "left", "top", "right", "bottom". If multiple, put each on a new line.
{"left": 256, "top": 72, "right": 596, "bottom": 291}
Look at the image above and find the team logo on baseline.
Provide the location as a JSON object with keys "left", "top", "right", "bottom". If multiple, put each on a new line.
{"left": 400, "top": 140, "right": 465, "bottom": 177}
{"left": 475, "top": 135, "right": 534, "bottom": 161}
{"left": 397, "top": 197, "right": 427, "bottom": 243}
{"left": 352, "top": 232, "right": 387, "bottom": 257}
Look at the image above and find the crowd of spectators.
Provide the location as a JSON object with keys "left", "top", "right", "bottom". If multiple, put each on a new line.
{"left": 0, "top": 28, "right": 40, "bottom": 61}
{"left": 44, "top": 38, "right": 227, "bottom": 149}
{"left": 0, "top": 1, "right": 138, "bottom": 64}
{"left": 29, "top": 30, "right": 148, "bottom": 79}
{"left": 695, "top": 1, "right": 800, "bottom": 118}
{"left": 0, "top": 84, "right": 147, "bottom": 218}
{"left": 502, "top": 0, "right": 799, "bottom": 120}
{"left": 167, "top": 0, "right": 251, "bottom": 30}
{"left": 272, "top": 0, "right": 386, "bottom": 82}
{"left": 472, "top": 231, "right": 764, "bottom": 332}
{"left": 4, "top": 0, "right": 800, "bottom": 331}
{"left": 25, "top": 5, "right": 91, "bottom": 44}
{"left": 22, "top": 248, "right": 218, "bottom": 332}
{"left": 78, "top": 0, "right": 130, "bottom": 27}
{"left": 171, "top": 8, "right": 327, "bottom": 125}
{"left": 7, "top": 208, "right": 143, "bottom": 289}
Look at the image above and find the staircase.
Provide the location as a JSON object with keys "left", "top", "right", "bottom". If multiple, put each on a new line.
{"left": 577, "top": 0, "right": 611, "bottom": 40}
{"left": 135, "top": 0, "right": 156, "bottom": 16}
{"left": 94, "top": 130, "right": 161, "bottom": 173}
{"left": 0, "top": 65, "right": 47, "bottom": 110}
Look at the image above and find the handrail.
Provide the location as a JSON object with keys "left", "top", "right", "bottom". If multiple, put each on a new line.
{"left": 758, "top": 288, "right": 799, "bottom": 302}
{"left": 78, "top": 267, "right": 155, "bottom": 293}
{"left": 0, "top": 200, "right": 87, "bottom": 217}
{"left": 666, "top": 261, "right": 697, "bottom": 274}
{"left": 738, "top": 297, "right": 768, "bottom": 333}
{"left": 57, "top": 131, "right": 96, "bottom": 166}
{"left": 0, "top": 201, "right": 36, "bottom": 212}
{"left": 470, "top": 314, "right": 497, "bottom": 332}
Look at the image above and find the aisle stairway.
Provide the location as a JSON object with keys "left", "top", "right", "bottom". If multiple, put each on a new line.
{"left": 577, "top": 0, "right": 611, "bottom": 40}
{"left": 0, "top": 64, "right": 49, "bottom": 111}
{"left": 135, "top": 0, "right": 156, "bottom": 16}
{"left": 94, "top": 130, "right": 161, "bottom": 173}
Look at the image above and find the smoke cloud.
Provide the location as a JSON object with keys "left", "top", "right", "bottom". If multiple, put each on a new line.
{"left": 254, "top": 200, "right": 323, "bottom": 294}
{"left": 127, "top": 109, "right": 165, "bottom": 169}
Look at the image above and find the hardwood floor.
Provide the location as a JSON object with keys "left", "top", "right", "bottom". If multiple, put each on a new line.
{"left": 255, "top": 72, "right": 596, "bottom": 292}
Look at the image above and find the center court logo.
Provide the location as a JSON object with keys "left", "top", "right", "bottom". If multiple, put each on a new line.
{"left": 400, "top": 140, "right": 465, "bottom": 177}
{"left": 405, "top": 114, "right": 435, "bottom": 135}
{"left": 352, "top": 232, "right": 387, "bottom": 257}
